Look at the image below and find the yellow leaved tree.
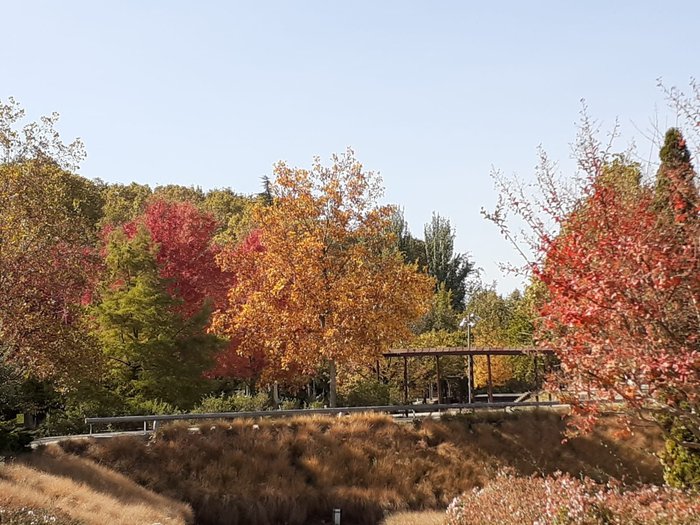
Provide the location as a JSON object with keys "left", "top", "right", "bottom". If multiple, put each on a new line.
{"left": 213, "top": 150, "right": 434, "bottom": 406}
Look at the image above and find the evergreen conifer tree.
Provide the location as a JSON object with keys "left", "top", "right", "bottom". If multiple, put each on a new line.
{"left": 654, "top": 128, "right": 699, "bottom": 221}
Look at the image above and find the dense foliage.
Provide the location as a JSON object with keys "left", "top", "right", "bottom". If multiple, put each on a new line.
{"left": 447, "top": 470, "right": 700, "bottom": 525}
{"left": 212, "top": 150, "right": 435, "bottom": 406}
{"left": 486, "top": 85, "right": 700, "bottom": 487}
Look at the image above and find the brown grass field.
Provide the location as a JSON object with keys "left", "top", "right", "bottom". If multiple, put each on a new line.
{"left": 0, "top": 444, "right": 193, "bottom": 524}
{"left": 24, "top": 409, "right": 660, "bottom": 525}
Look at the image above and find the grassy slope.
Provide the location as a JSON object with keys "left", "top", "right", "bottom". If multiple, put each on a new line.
{"left": 0, "top": 445, "right": 193, "bottom": 525}
{"left": 53, "top": 409, "right": 662, "bottom": 525}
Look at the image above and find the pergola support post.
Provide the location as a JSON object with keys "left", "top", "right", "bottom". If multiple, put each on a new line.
{"left": 533, "top": 354, "right": 540, "bottom": 404}
{"left": 403, "top": 356, "right": 408, "bottom": 405}
{"left": 467, "top": 355, "right": 474, "bottom": 404}
{"left": 487, "top": 354, "right": 494, "bottom": 403}
{"left": 436, "top": 356, "right": 443, "bottom": 404}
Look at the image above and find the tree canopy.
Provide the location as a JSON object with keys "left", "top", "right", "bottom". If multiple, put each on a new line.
{"left": 212, "top": 150, "right": 435, "bottom": 406}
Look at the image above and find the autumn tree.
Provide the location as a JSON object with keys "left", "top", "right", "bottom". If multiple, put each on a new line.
{"left": 538, "top": 152, "right": 698, "bottom": 451}
{"left": 213, "top": 150, "right": 434, "bottom": 406}
{"left": 206, "top": 230, "right": 273, "bottom": 392}
{"left": 90, "top": 199, "right": 232, "bottom": 407}
{"left": 123, "top": 199, "right": 230, "bottom": 315}
{"left": 485, "top": 96, "right": 700, "bottom": 484}
{"left": 0, "top": 98, "right": 100, "bottom": 384}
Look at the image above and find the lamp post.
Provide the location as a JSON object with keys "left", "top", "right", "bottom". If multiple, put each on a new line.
{"left": 460, "top": 314, "right": 478, "bottom": 403}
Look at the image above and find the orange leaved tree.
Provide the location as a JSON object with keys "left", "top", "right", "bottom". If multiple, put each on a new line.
{"left": 213, "top": 150, "right": 434, "bottom": 406}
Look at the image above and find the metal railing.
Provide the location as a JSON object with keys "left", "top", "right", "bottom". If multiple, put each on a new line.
{"left": 85, "top": 400, "right": 565, "bottom": 434}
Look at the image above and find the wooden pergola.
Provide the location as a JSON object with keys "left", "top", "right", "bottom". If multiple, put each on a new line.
{"left": 382, "top": 347, "right": 554, "bottom": 405}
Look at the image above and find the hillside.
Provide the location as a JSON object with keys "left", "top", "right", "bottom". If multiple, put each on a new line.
{"left": 0, "top": 445, "right": 193, "bottom": 525}
{"left": 38, "top": 409, "right": 663, "bottom": 525}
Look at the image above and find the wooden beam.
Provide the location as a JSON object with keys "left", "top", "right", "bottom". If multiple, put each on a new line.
{"left": 383, "top": 347, "right": 554, "bottom": 358}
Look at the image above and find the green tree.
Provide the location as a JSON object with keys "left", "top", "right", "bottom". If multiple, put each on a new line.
{"left": 654, "top": 128, "right": 699, "bottom": 221}
{"left": 99, "top": 182, "right": 153, "bottom": 226}
{"left": 464, "top": 284, "right": 541, "bottom": 388}
{"left": 91, "top": 228, "right": 221, "bottom": 407}
{"left": 203, "top": 188, "right": 258, "bottom": 244}
{"left": 153, "top": 184, "right": 205, "bottom": 204}
{"left": 424, "top": 213, "right": 472, "bottom": 310}
{"left": 389, "top": 206, "right": 427, "bottom": 268}
{"left": 415, "top": 285, "right": 459, "bottom": 333}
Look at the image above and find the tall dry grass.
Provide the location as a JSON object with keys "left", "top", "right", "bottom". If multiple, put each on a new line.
{"left": 57, "top": 409, "right": 662, "bottom": 525}
{"left": 0, "top": 445, "right": 193, "bottom": 525}
{"left": 381, "top": 511, "right": 446, "bottom": 525}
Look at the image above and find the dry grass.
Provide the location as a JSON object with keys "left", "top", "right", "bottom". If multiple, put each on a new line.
{"left": 381, "top": 511, "right": 446, "bottom": 525}
{"left": 0, "top": 445, "right": 193, "bottom": 525}
{"left": 56, "top": 409, "right": 662, "bottom": 525}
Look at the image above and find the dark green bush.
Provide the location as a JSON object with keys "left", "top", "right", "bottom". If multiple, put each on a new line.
{"left": 0, "top": 420, "right": 33, "bottom": 455}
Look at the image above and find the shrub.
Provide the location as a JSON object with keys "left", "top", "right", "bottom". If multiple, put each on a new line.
{"left": 0, "top": 420, "right": 32, "bottom": 456}
{"left": 338, "top": 377, "right": 390, "bottom": 407}
{"left": 127, "top": 398, "right": 181, "bottom": 416}
{"left": 192, "top": 392, "right": 271, "bottom": 413}
{"left": 280, "top": 398, "right": 301, "bottom": 410}
{"left": 446, "top": 470, "right": 700, "bottom": 525}
{"left": 37, "top": 407, "right": 88, "bottom": 437}
{"left": 661, "top": 418, "right": 700, "bottom": 490}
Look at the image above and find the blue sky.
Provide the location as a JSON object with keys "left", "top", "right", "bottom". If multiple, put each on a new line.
{"left": 3, "top": 1, "right": 698, "bottom": 293}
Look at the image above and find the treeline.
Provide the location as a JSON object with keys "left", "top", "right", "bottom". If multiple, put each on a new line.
{"left": 1, "top": 99, "right": 534, "bottom": 438}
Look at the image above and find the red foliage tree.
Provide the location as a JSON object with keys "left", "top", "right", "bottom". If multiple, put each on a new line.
{"left": 121, "top": 199, "right": 230, "bottom": 315}
{"left": 485, "top": 111, "right": 699, "bottom": 448}
{"left": 207, "top": 230, "right": 270, "bottom": 388}
{"left": 536, "top": 162, "right": 699, "bottom": 438}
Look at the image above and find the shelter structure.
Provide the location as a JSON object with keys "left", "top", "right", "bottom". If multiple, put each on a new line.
{"left": 382, "top": 347, "right": 555, "bottom": 405}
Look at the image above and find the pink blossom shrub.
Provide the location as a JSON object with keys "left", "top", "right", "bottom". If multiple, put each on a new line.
{"left": 446, "top": 470, "right": 700, "bottom": 525}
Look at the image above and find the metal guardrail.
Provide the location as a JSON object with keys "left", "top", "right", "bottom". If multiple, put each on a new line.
{"left": 85, "top": 401, "right": 566, "bottom": 434}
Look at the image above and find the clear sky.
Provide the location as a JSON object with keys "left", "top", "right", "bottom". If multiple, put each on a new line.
{"left": 3, "top": 1, "right": 698, "bottom": 293}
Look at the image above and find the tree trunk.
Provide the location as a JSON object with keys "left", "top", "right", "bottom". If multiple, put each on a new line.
{"left": 272, "top": 381, "right": 280, "bottom": 408}
{"left": 329, "top": 359, "right": 337, "bottom": 408}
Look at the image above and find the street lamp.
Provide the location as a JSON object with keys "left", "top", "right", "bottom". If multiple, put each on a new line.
{"left": 459, "top": 313, "right": 478, "bottom": 349}
{"left": 460, "top": 313, "right": 479, "bottom": 403}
